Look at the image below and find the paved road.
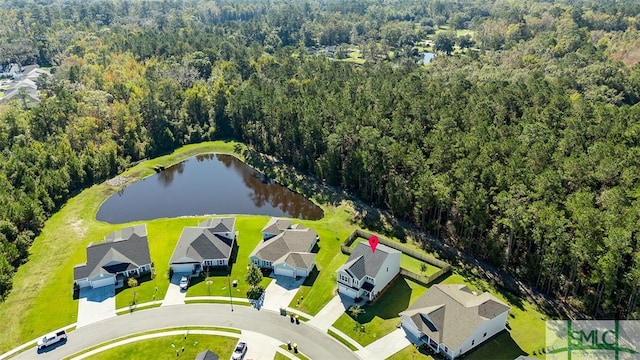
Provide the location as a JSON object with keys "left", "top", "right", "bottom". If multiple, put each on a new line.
{"left": 18, "top": 304, "right": 359, "bottom": 360}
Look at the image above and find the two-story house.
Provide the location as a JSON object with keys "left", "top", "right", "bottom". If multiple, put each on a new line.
{"left": 336, "top": 241, "right": 401, "bottom": 301}
{"left": 399, "top": 284, "right": 510, "bottom": 359}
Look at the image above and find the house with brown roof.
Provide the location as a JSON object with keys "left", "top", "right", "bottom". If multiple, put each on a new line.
{"left": 74, "top": 224, "right": 152, "bottom": 289}
{"left": 336, "top": 241, "right": 401, "bottom": 301}
{"left": 399, "top": 284, "right": 510, "bottom": 359}
{"left": 169, "top": 217, "right": 237, "bottom": 274}
{"left": 250, "top": 218, "right": 318, "bottom": 278}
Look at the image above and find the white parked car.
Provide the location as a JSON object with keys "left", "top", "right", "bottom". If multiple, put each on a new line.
{"left": 37, "top": 330, "right": 67, "bottom": 350}
{"left": 179, "top": 275, "right": 189, "bottom": 290}
{"left": 231, "top": 341, "right": 247, "bottom": 360}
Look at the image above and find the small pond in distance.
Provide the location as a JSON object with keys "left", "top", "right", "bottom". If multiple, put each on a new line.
{"left": 96, "top": 154, "right": 324, "bottom": 223}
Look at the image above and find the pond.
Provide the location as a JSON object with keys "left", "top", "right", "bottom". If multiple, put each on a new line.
{"left": 420, "top": 52, "right": 436, "bottom": 64}
{"left": 96, "top": 154, "right": 324, "bottom": 223}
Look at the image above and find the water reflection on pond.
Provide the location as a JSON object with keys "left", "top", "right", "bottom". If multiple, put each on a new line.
{"left": 96, "top": 154, "right": 324, "bottom": 223}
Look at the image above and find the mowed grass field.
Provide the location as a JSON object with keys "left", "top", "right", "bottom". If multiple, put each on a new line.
{"left": 87, "top": 333, "right": 238, "bottom": 360}
{"left": 0, "top": 141, "right": 245, "bottom": 352}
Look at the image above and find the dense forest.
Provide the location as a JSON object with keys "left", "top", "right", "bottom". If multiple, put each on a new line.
{"left": 2, "top": 0, "right": 640, "bottom": 319}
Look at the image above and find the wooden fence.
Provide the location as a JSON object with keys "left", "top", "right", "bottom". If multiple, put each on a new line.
{"left": 341, "top": 229, "right": 451, "bottom": 287}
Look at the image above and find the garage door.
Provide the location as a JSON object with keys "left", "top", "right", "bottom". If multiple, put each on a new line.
{"left": 275, "top": 267, "right": 294, "bottom": 278}
{"left": 338, "top": 284, "right": 358, "bottom": 298}
{"left": 171, "top": 264, "right": 194, "bottom": 274}
{"left": 91, "top": 276, "right": 115, "bottom": 288}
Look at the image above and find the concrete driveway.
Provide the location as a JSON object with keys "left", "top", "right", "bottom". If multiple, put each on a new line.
{"left": 261, "top": 275, "right": 305, "bottom": 312}
{"left": 162, "top": 273, "right": 189, "bottom": 306}
{"left": 355, "top": 328, "right": 412, "bottom": 359}
{"left": 307, "top": 293, "right": 355, "bottom": 331}
{"left": 77, "top": 285, "right": 115, "bottom": 328}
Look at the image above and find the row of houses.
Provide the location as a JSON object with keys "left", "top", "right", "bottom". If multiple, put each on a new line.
{"left": 73, "top": 217, "right": 319, "bottom": 289}
{"left": 74, "top": 218, "right": 509, "bottom": 360}
{"left": 0, "top": 64, "right": 49, "bottom": 104}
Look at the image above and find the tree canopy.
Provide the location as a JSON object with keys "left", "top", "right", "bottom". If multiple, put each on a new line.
{"left": 1, "top": 0, "right": 640, "bottom": 318}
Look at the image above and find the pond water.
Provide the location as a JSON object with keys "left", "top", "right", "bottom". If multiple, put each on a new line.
{"left": 96, "top": 154, "right": 324, "bottom": 223}
{"left": 421, "top": 52, "right": 436, "bottom": 64}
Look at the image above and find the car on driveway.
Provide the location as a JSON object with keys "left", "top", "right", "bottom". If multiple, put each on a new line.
{"left": 231, "top": 341, "right": 247, "bottom": 360}
{"left": 179, "top": 275, "right": 189, "bottom": 291}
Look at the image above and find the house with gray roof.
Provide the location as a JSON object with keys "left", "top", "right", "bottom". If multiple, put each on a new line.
{"left": 399, "top": 284, "right": 510, "bottom": 359}
{"left": 195, "top": 349, "right": 219, "bottom": 360}
{"left": 336, "top": 241, "right": 401, "bottom": 301}
{"left": 169, "top": 217, "right": 237, "bottom": 274}
{"left": 250, "top": 220, "right": 318, "bottom": 278}
{"left": 74, "top": 224, "right": 152, "bottom": 289}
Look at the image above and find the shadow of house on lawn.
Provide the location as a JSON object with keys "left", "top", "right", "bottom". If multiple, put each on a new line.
{"left": 302, "top": 266, "right": 320, "bottom": 287}
{"left": 350, "top": 277, "right": 413, "bottom": 324}
{"left": 460, "top": 330, "right": 527, "bottom": 360}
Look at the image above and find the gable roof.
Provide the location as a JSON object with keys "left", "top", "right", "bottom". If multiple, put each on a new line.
{"left": 197, "top": 217, "right": 236, "bottom": 233}
{"left": 275, "top": 252, "right": 316, "bottom": 270}
{"left": 74, "top": 225, "right": 151, "bottom": 281}
{"left": 251, "top": 228, "right": 317, "bottom": 262}
{"left": 170, "top": 218, "right": 236, "bottom": 264}
{"left": 195, "top": 349, "right": 219, "bottom": 360}
{"left": 261, "top": 217, "right": 292, "bottom": 235}
{"left": 338, "top": 241, "right": 400, "bottom": 280}
{"left": 399, "top": 284, "right": 510, "bottom": 350}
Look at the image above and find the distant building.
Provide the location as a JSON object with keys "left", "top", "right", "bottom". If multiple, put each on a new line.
{"left": 0, "top": 64, "right": 50, "bottom": 105}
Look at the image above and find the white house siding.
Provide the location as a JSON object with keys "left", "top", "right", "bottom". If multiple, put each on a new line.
{"left": 400, "top": 316, "right": 422, "bottom": 340}
{"left": 371, "top": 252, "right": 401, "bottom": 297}
{"left": 171, "top": 263, "right": 195, "bottom": 274}
{"left": 453, "top": 311, "right": 509, "bottom": 358}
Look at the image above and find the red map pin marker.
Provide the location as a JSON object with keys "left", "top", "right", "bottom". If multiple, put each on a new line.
{"left": 368, "top": 235, "right": 379, "bottom": 253}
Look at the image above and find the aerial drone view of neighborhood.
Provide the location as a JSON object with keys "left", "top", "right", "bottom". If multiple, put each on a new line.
{"left": 1, "top": 0, "right": 640, "bottom": 359}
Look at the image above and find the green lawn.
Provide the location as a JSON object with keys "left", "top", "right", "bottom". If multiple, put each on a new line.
{"left": 386, "top": 345, "right": 434, "bottom": 360}
{"left": 0, "top": 141, "right": 246, "bottom": 352}
{"left": 274, "top": 352, "right": 290, "bottom": 360}
{"left": 287, "top": 204, "right": 356, "bottom": 315}
{"left": 332, "top": 277, "right": 428, "bottom": 346}
{"left": 87, "top": 334, "right": 237, "bottom": 360}
{"left": 400, "top": 254, "right": 440, "bottom": 276}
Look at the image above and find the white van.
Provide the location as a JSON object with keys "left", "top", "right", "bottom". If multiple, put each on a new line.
{"left": 37, "top": 330, "right": 67, "bottom": 350}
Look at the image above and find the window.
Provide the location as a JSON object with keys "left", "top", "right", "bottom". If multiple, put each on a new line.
{"left": 483, "top": 332, "right": 487, "bottom": 338}
{"left": 471, "top": 340, "right": 475, "bottom": 346}
{"left": 218, "top": 260, "right": 224, "bottom": 265}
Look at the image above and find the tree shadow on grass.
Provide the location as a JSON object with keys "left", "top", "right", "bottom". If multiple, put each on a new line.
{"left": 351, "top": 277, "right": 413, "bottom": 324}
